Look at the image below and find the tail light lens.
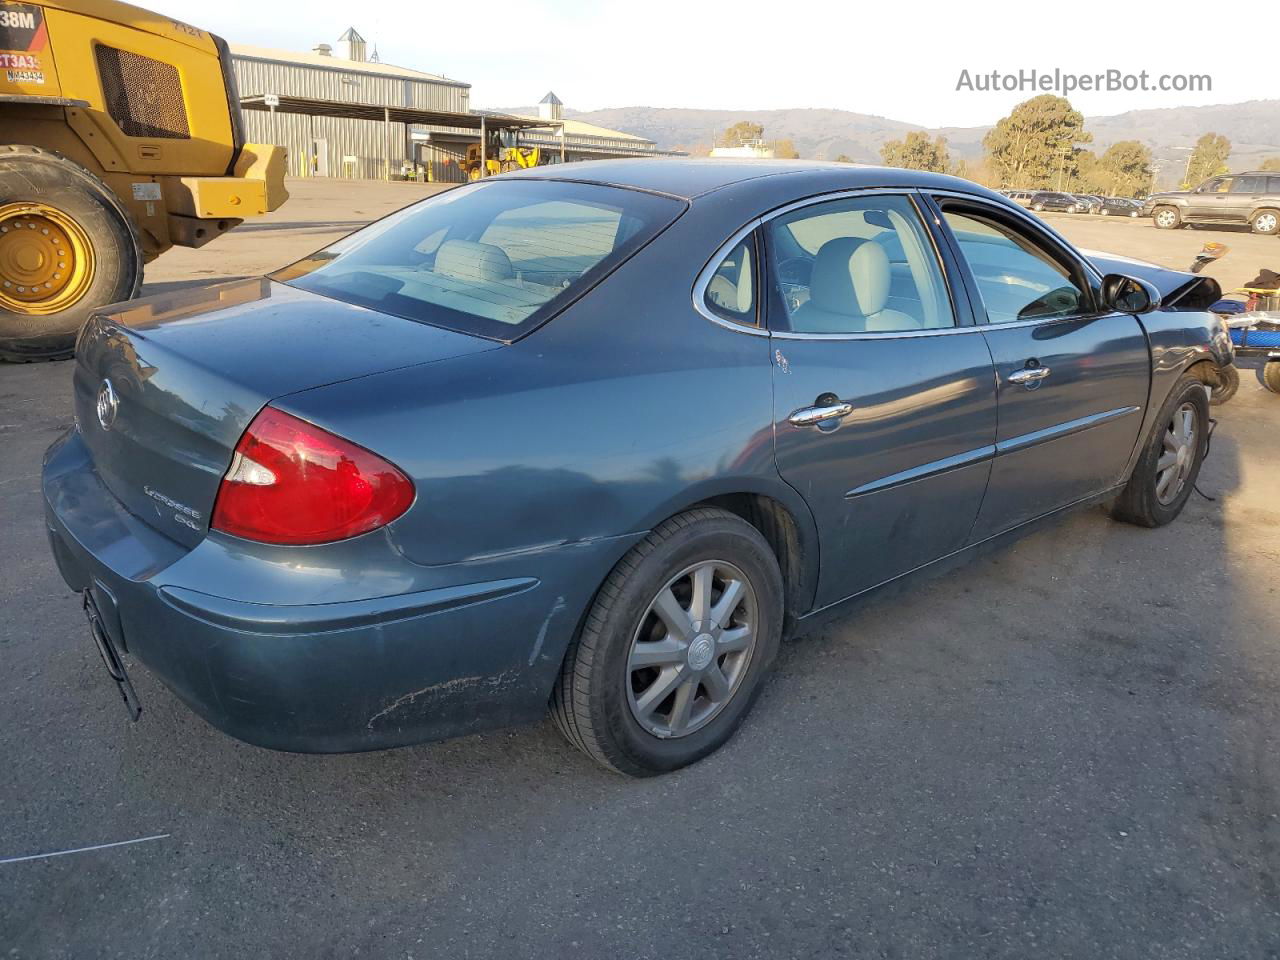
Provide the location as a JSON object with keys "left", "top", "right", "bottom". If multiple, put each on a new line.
{"left": 211, "top": 407, "right": 414, "bottom": 545}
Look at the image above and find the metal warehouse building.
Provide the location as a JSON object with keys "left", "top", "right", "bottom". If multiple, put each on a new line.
{"left": 230, "top": 30, "right": 673, "bottom": 181}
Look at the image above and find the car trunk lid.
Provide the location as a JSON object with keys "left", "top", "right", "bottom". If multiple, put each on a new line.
{"left": 72, "top": 278, "right": 496, "bottom": 547}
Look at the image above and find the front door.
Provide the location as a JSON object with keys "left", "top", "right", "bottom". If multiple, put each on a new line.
{"left": 930, "top": 200, "right": 1150, "bottom": 541}
{"left": 1194, "top": 176, "right": 1234, "bottom": 219}
{"left": 310, "top": 139, "right": 330, "bottom": 177}
{"left": 764, "top": 193, "right": 997, "bottom": 609}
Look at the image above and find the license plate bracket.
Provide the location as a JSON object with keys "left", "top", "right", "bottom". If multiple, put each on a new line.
{"left": 83, "top": 590, "right": 141, "bottom": 721}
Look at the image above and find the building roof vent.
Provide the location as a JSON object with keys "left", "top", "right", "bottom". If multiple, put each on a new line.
{"left": 312, "top": 43, "right": 333, "bottom": 56}
{"left": 538, "top": 91, "right": 563, "bottom": 121}
{"left": 337, "top": 27, "right": 367, "bottom": 62}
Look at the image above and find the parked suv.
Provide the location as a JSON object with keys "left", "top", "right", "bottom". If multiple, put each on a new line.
{"left": 1143, "top": 173, "right": 1280, "bottom": 235}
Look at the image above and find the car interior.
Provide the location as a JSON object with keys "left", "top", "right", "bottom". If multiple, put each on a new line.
{"left": 280, "top": 184, "right": 680, "bottom": 335}
{"left": 763, "top": 200, "right": 954, "bottom": 334}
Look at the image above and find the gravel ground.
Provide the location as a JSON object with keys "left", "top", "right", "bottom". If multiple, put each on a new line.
{"left": 2, "top": 179, "right": 1278, "bottom": 959}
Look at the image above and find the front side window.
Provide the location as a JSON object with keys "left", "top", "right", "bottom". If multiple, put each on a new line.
{"left": 766, "top": 195, "right": 953, "bottom": 334}
{"left": 942, "top": 209, "right": 1090, "bottom": 324}
{"left": 275, "top": 180, "right": 685, "bottom": 340}
{"left": 704, "top": 237, "right": 756, "bottom": 324}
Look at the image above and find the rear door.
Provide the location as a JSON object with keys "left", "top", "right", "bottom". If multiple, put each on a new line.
{"left": 926, "top": 196, "right": 1150, "bottom": 541}
{"left": 762, "top": 192, "right": 997, "bottom": 609}
{"left": 1229, "top": 175, "right": 1266, "bottom": 222}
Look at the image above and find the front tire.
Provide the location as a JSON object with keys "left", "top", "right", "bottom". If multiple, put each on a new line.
{"left": 0, "top": 145, "right": 142, "bottom": 362}
{"left": 1111, "top": 374, "right": 1209, "bottom": 527}
{"left": 551, "top": 508, "right": 784, "bottom": 776}
{"left": 1153, "top": 205, "right": 1182, "bottom": 230}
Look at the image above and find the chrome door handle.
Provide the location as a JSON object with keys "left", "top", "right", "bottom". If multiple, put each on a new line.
{"left": 1007, "top": 366, "right": 1051, "bottom": 385}
{"left": 788, "top": 402, "right": 854, "bottom": 426}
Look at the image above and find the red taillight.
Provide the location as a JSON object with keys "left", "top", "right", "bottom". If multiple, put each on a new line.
{"left": 211, "top": 407, "right": 414, "bottom": 545}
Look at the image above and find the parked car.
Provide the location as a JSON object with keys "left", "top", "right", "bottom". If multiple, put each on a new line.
{"left": 44, "top": 161, "right": 1231, "bottom": 776}
{"left": 1004, "top": 189, "right": 1035, "bottom": 208}
{"left": 1074, "top": 194, "right": 1105, "bottom": 214}
{"left": 1030, "top": 191, "right": 1082, "bottom": 212}
{"left": 1099, "top": 197, "right": 1142, "bottom": 217}
{"left": 1143, "top": 172, "right": 1280, "bottom": 234}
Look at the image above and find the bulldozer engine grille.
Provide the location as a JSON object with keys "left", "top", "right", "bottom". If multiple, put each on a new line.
{"left": 95, "top": 46, "right": 190, "bottom": 140}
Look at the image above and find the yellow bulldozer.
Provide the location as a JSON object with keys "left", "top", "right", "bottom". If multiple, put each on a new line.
{"left": 462, "top": 142, "right": 541, "bottom": 181}
{"left": 0, "top": 0, "right": 288, "bottom": 361}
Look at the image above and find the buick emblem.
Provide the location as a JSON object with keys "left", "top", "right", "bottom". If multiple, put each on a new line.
{"left": 96, "top": 379, "right": 119, "bottom": 431}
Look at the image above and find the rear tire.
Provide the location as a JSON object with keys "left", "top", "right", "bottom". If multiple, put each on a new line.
{"left": 1153, "top": 205, "right": 1182, "bottom": 230}
{"left": 1263, "top": 361, "right": 1280, "bottom": 394}
{"left": 0, "top": 145, "right": 142, "bottom": 362}
{"left": 1111, "top": 374, "right": 1209, "bottom": 528}
{"left": 551, "top": 507, "right": 784, "bottom": 776}
{"left": 1250, "top": 209, "right": 1280, "bottom": 236}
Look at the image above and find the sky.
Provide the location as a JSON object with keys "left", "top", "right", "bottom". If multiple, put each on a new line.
{"left": 159, "top": 0, "right": 1278, "bottom": 128}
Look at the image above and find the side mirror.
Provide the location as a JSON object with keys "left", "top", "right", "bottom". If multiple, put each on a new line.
{"left": 1101, "top": 274, "right": 1161, "bottom": 315}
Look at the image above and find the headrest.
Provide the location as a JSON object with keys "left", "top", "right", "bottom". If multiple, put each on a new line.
{"left": 848, "top": 241, "right": 891, "bottom": 316}
{"left": 435, "top": 240, "right": 514, "bottom": 284}
{"left": 809, "top": 237, "right": 865, "bottom": 314}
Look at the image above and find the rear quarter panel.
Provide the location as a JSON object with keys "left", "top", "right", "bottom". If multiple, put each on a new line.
{"left": 275, "top": 191, "right": 814, "bottom": 577}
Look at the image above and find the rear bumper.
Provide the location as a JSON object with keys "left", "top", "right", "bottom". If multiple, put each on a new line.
{"left": 161, "top": 143, "right": 289, "bottom": 222}
{"left": 43, "top": 428, "right": 635, "bottom": 753}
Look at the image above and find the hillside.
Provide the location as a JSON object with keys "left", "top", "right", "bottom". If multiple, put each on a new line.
{"left": 492, "top": 99, "right": 1280, "bottom": 170}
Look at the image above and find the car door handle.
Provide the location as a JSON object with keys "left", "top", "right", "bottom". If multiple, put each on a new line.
{"left": 1007, "top": 366, "right": 1051, "bottom": 385}
{"left": 788, "top": 402, "right": 854, "bottom": 426}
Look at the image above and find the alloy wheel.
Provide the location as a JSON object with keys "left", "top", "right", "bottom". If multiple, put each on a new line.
{"left": 625, "top": 559, "right": 758, "bottom": 739}
{"left": 1254, "top": 213, "right": 1278, "bottom": 234}
{"left": 1155, "top": 402, "right": 1198, "bottom": 505}
{"left": 1156, "top": 210, "right": 1177, "bottom": 228}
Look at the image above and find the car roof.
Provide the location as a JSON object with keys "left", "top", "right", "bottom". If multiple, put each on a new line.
{"left": 499, "top": 157, "right": 997, "bottom": 202}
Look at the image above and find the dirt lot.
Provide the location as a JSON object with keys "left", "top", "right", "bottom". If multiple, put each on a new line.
{"left": 2, "top": 177, "right": 1278, "bottom": 959}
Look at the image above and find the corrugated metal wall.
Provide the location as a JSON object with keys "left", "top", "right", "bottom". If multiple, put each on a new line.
{"left": 234, "top": 55, "right": 469, "bottom": 180}
{"left": 233, "top": 56, "right": 468, "bottom": 111}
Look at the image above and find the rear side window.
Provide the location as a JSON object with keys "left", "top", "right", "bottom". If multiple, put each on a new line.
{"left": 703, "top": 237, "right": 757, "bottom": 325}
{"left": 767, "top": 194, "right": 953, "bottom": 334}
{"left": 276, "top": 181, "right": 684, "bottom": 340}
{"left": 1234, "top": 176, "right": 1264, "bottom": 193}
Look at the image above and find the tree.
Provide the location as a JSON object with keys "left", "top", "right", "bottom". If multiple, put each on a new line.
{"left": 982, "top": 95, "right": 1091, "bottom": 189}
{"left": 834, "top": 154, "right": 854, "bottom": 163}
{"left": 1184, "top": 133, "right": 1231, "bottom": 187}
{"left": 772, "top": 139, "right": 800, "bottom": 159}
{"left": 1261, "top": 156, "right": 1280, "bottom": 172}
{"left": 718, "top": 121, "right": 764, "bottom": 147}
{"left": 1092, "top": 140, "right": 1153, "bottom": 196}
{"left": 879, "top": 131, "right": 951, "bottom": 173}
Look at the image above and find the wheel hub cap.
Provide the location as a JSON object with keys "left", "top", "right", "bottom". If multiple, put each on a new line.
{"left": 0, "top": 203, "right": 95, "bottom": 315}
{"left": 625, "top": 559, "right": 759, "bottom": 739}
{"left": 687, "top": 634, "right": 716, "bottom": 671}
{"left": 1156, "top": 402, "right": 1198, "bottom": 505}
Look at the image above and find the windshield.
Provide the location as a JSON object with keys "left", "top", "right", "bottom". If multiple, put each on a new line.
{"left": 274, "top": 179, "right": 685, "bottom": 341}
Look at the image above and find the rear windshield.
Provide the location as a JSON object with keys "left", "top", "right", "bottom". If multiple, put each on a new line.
{"left": 274, "top": 179, "right": 685, "bottom": 341}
